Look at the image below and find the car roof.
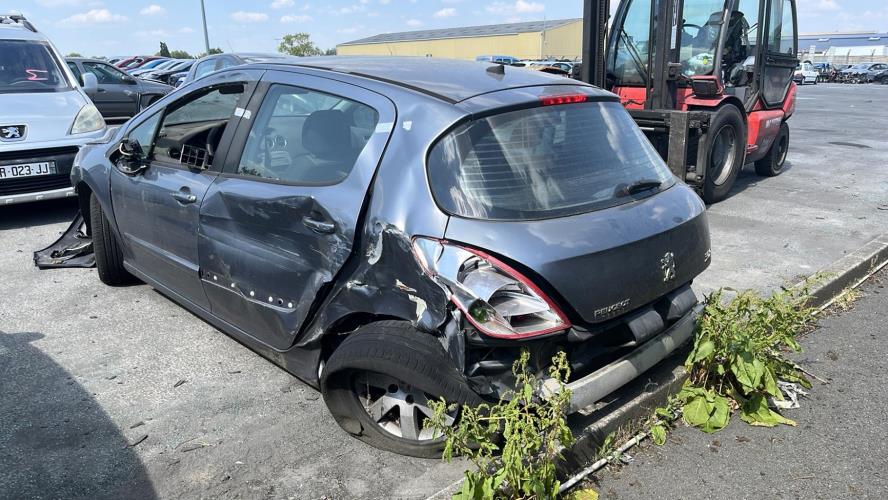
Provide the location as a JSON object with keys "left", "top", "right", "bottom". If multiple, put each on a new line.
{"left": 66, "top": 58, "right": 112, "bottom": 64}
{"left": 263, "top": 56, "right": 596, "bottom": 103}
{"left": 0, "top": 24, "right": 48, "bottom": 42}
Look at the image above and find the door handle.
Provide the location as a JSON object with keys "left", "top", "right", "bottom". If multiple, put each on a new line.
{"left": 302, "top": 216, "right": 336, "bottom": 234}
{"left": 171, "top": 190, "right": 197, "bottom": 205}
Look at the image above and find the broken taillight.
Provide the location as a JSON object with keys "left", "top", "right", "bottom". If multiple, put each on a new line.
{"left": 539, "top": 94, "right": 587, "bottom": 106}
{"left": 412, "top": 238, "right": 571, "bottom": 339}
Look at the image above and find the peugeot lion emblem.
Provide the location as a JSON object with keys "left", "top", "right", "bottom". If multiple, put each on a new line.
{"left": 0, "top": 125, "right": 26, "bottom": 142}
{"left": 661, "top": 252, "right": 676, "bottom": 283}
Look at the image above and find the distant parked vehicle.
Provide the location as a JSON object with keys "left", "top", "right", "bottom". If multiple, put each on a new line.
{"left": 130, "top": 59, "right": 183, "bottom": 78}
{"left": 793, "top": 61, "right": 817, "bottom": 85}
{"left": 839, "top": 63, "right": 884, "bottom": 83}
{"left": 115, "top": 56, "right": 163, "bottom": 70}
{"left": 126, "top": 57, "right": 172, "bottom": 75}
{"left": 66, "top": 58, "right": 172, "bottom": 122}
{"left": 872, "top": 67, "right": 888, "bottom": 85}
{"left": 475, "top": 55, "right": 521, "bottom": 65}
{"left": 140, "top": 59, "right": 194, "bottom": 84}
{"left": 180, "top": 52, "right": 291, "bottom": 86}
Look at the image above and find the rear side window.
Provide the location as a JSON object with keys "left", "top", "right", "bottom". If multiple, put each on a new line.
{"left": 428, "top": 101, "right": 674, "bottom": 220}
{"left": 0, "top": 40, "right": 69, "bottom": 93}
{"left": 236, "top": 84, "right": 379, "bottom": 185}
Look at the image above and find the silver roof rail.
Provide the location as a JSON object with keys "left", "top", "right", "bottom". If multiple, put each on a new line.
{"left": 0, "top": 11, "right": 38, "bottom": 32}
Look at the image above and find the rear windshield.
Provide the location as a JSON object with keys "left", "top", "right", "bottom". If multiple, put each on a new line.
{"left": 428, "top": 101, "right": 675, "bottom": 220}
{"left": 0, "top": 40, "right": 69, "bottom": 93}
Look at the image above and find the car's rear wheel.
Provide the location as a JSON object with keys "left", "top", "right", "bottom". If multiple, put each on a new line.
{"left": 701, "top": 105, "right": 746, "bottom": 204}
{"left": 755, "top": 121, "right": 789, "bottom": 177}
{"left": 90, "top": 194, "right": 134, "bottom": 286}
{"left": 320, "top": 321, "right": 480, "bottom": 457}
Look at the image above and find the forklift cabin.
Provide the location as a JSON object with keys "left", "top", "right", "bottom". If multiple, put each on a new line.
{"left": 583, "top": 0, "right": 799, "bottom": 203}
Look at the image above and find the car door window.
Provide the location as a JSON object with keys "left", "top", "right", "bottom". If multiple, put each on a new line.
{"left": 127, "top": 112, "right": 163, "bottom": 157}
{"left": 235, "top": 84, "right": 379, "bottom": 185}
{"left": 153, "top": 84, "right": 245, "bottom": 169}
{"left": 83, "top": 62, "right": 127, "bottom": 84}
{"left": 66, "top": 62, "right": 82, "bottom": 84}
{"left": 194, "top": 60, "right": 217, "bottom": 79}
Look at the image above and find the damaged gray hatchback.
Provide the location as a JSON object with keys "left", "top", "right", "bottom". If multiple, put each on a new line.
{"left": 66, "top": 57, "right": 710, "bottom": 457}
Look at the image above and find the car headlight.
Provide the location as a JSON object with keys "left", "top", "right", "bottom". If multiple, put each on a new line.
{"left": 70, "top": 103, "right": 106, "bottom": 135}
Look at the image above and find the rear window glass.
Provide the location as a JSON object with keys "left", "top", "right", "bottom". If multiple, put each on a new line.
{"left": 0, "top": 40, "right": 69, "bottom": 93}
{"left": 428, "top": 101, "right": 675, "bottom": 220}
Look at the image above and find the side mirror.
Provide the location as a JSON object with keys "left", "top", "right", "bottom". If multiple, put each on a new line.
{"left": 115, "top": 139, "right": 148, "bottom": 175}
{"left": 82, "top": 72, "right": 99, "bottom": 96}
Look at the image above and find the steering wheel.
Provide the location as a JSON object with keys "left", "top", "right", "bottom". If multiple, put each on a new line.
{"left": 682, "top": 23, "right": 703, "bottom": 37}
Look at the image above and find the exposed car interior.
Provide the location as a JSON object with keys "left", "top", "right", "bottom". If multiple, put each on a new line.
{"left": 237, "top": 85, "right": 379, "bottom": 184}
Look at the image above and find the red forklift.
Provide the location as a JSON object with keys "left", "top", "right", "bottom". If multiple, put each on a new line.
{"left": 582, "top": 0, "right": 799, "bottom": 203}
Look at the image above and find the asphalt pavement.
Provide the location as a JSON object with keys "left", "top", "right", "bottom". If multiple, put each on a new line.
{"left": 0, "top": 83, "right": 886, "bottom": 499}
{"left": 594, "top": 269, "right": 888, "bottom": 499}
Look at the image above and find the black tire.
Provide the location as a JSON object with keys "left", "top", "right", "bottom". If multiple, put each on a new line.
{"left": 320, "top": 321, "right": 481, "bottom": 458}
{"left": 701, "top": 105, "right": 746, "bottom": 204}
{"left": 755, "top": 121, "right": 789, "bottom": 177}
{"left": 89, "top": 194, "right": 134, "bottom": 286}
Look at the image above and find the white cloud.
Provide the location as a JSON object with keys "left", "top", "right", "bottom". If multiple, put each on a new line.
{"left": 485, "top": 0, "right": 544, "bottom": 15}
{"left": 270, "top": 0, "right": 294, "bottom": 9}
{"left": 61, "top": 9, "right": 128, "bottom": 25}
{"left": 140, "top": 4, "right": 167, "bottom": 16}
{"left": 230, "top": 11, "right": 270, "bottom": 23}
{"left": 434, "top": 8, "right": 457, "bottom": 17}
{"left": 406, "top": 18, "right": 424, "bottom": 27}
{"left": 179, "top": 27, "right": 195, "bottom": 33}
{"left": 379, "top": 0, "right": 391, "bottom": 4}
{"left": 281, "top": 14, "right": 313, "bottom": 22}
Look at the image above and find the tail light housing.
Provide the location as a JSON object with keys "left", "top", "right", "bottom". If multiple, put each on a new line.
{"left": 413, "top": 238, "right": 571, "bottom": 339}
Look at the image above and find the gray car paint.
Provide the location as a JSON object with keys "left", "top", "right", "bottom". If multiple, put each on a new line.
{"left": 71, "top": 57, "right": 710, "bottom": 391}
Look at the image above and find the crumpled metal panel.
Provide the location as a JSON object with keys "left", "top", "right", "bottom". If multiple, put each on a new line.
{"left": 33, "top": 213, "right": 96, "bottom": 269}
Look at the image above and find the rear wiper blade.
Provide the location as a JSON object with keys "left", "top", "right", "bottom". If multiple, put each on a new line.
{"left": 618, "top": 179, "right": 664, "bottom": 197}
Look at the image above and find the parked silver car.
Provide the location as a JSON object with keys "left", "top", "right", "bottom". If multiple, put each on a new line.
{"left": 0, "top": 12, "right": 106, "bottom": 205}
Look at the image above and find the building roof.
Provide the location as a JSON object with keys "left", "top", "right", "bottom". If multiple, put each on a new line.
{"left": 797, "top": 32, "right": 888, "bottom": 49}
{"left": 339, "top": 18, "right": 582, "bottom": 46}
{"left": 263, "top": 56, "right": 600, "bottom": 103}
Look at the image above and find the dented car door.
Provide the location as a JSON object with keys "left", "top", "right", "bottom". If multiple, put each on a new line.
{"left": 197, "top": 71, "right": 396, "bottom": 350}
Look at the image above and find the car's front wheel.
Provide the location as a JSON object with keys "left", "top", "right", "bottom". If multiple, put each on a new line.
{"left": 320, "top": 321, "right": 480, "bottom": 457}
{"left": 90, "top": 194, "right": 135, "bottom": 286}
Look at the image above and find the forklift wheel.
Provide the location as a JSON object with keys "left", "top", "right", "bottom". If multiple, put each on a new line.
{"left": 701, "top": 105, "right": 746, "bottom": 204}
{"left": 755, "top": 121, "right": 789, "bottom": 177}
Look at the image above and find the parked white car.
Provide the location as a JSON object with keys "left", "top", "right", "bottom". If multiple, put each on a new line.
{"left": 0, "top": 12, "right": 107, "bottom": 205}
{"left": 793, "top": 61, "right": 818, "bottom": 85}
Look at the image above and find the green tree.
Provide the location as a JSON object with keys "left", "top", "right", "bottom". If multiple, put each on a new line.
{"left": 169, "top": 49, "right": 193, "bottom": 59}
{"left": 277, "top": 33, "right": 321, "bottom": 56}
{"left": 157, "top": 42, "right": 171, "bottom": 58}
{"left": 323, "top": 48, "right": 337, "bottom": 56}
{"left": 66, "top": 52, "right": 82, "bottom": 57}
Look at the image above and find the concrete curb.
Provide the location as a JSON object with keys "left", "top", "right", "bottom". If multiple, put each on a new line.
{"left": 557, "top": 232, "right": 888, "bottom": 477}
{"left": 426, "top": 233, "right": 888, "bottom": 498}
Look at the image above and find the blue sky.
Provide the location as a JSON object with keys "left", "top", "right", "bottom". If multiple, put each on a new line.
{"left": 16, "top": 0, "right": 886, "bottom": 57}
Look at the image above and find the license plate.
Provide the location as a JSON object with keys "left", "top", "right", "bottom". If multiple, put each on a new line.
{"left": 0, "top": 162, "right": 56, "bottom": 180}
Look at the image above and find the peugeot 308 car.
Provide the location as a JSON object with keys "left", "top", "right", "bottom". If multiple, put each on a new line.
{"left": 0, "top": 12, "right": 106, "bottom": 205}
{"left": 69, "top": 57, "right": 711, "bottom": 457}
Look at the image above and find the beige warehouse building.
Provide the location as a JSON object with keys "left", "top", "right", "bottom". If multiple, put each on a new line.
{"left": 337, "top": 18, "right": 583, "bottom": 61}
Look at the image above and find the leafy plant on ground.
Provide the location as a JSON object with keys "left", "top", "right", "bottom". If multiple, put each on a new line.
{"left": 427, "top": 351, "right": 574, "bottom": 500}
{"left": 653, "top": 285, "right": 817, "bottom": 439}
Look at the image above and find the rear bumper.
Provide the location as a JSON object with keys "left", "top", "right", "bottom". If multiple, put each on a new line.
{"left": 547, "top": 303, "right": 701, "bottom": 413}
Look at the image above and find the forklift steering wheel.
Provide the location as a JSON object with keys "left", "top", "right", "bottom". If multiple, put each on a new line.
{"left": 682, "top": 23, "right": 702, "bottom": 36}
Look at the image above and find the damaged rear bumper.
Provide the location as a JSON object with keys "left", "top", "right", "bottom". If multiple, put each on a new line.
{"left": 546, "top": 303, "right": 702, "bottom": 413}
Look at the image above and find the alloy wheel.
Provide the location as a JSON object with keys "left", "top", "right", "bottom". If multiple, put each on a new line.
{"left": 353, "top": 372, "right": 457, "bottom": 441}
